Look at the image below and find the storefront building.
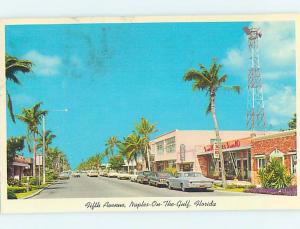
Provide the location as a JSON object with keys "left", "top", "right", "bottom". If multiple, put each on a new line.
{"left": 197, "top": 137, "right": 252, "bottom": 181}
{"left": 8, "top": 155, "right": 32, "bottom": 180}
{"left": 151, "top": 130, "right": 266, "bottom": 173}
{"left": 251, "top": 130, "right": 297, "bottom": 185}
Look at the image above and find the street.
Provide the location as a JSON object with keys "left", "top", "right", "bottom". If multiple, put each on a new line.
{"left": 32, "top": 174, "right": 256, "bottom": 198}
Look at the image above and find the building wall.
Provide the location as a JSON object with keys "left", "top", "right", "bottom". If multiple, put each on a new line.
{"left": 251, "top": 130, "right": 297, "bottom": 185}
{"left": 151, "top": 130, "right": 272, "bottom": 172}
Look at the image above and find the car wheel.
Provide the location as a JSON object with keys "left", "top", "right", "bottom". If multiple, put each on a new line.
{"left": 168, "top": 183, "right": 173, "bottom": 190}
{"left": 155, "top": 182, "right": 159, "bottom": 187}
{"left": 181, "top": 184, "right": 187, "bottom": 192}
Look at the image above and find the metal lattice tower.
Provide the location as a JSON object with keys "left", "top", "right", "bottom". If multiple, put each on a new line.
{"left": 243, "top": 26, "right": 266, "bottom": 131}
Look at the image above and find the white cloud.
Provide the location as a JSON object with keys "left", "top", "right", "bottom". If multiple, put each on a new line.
{"left": 222, "top": 48, "right": 245, "bottom": 69}
{"left": 265, "top": 86, "right": 296, "bottom": 125}
{"left": 222, "top": 21, "right": 295, "bottom": 79}
{"left": 23, "top": 50, "right": 61, "bottom": 76}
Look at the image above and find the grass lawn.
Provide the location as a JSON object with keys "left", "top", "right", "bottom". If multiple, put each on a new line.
{"left": 15, "top": 189, "right": 40, "bottom": 199}
{"left": 15, "top": 184, "right": 50, "bottom": 199}
{"left": 213, "top": 186, "right": 245, "bottom": 193}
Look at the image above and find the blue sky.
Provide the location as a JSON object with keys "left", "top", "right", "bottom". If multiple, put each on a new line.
{"left": 6, "top": 21, "right": 296, "bottom": 168}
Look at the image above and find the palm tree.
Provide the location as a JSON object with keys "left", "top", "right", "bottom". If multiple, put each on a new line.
{"left": 183, "top": 58, "right": 240, "bottom": 187}
{"left": 105, "top": 136, "right": 118, "bottom": 159}
{"left": 16, "top": 102, "right": 47, "bottom": 177}
{"left": 135, "top": 117, "right": 157, "bottom": 171}
{"left": 5, "top": 54, "right": 32, "bottom": 123}
{"left": 37, "top": 130, "right": 56, "bottom": 152}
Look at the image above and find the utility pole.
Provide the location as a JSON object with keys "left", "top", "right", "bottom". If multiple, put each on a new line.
{"left": 42, "top": 115, "right": 46, "bottom": 184}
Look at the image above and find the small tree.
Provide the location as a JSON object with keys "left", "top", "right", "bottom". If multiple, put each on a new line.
{"left": 288, "top": 113, "right": 296, "bottom": 130}
{"left": 258, "top": 158, "right": 293, "bottom": 189}
{"left": 109, "top": 155, "right": 124, "bottom": 172}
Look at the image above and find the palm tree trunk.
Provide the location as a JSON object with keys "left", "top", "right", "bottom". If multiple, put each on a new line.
{"left": 210, "top": 93, "right": 227, "bottom": 188}
{"left": 33, "top": 133, "right": 36, "bottom": 178}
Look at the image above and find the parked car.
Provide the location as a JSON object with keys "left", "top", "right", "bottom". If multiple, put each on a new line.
{"left": 149, "top": 172, "right": 172, "bottom": 187}
{"left": 58, "top": 171, "right": 70, "bottom": 180}
{"left": 130, "top": 172, "right": 139, "bottom": 182}
{"left": 167, "top": 172, "right": 214, "bottom": 192}
{"left": 117, "top": 171, "right": 131, "bottom": 180}
{"left": 136, "top": 171, "right": 154, "bottom": 184}
{"left": 108, "top": 170, "right": 118, "bottom": 178}
{"left": 102, "top": 170, "right": 109, "bottom": 177}
{"left": 87, "top": 170, "right": 99, "bottom": 177}
{"left": 72, "top": 171, "right": 81, "bottom": 178}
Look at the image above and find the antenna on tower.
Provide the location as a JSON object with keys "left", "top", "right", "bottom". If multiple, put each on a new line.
{"left": 243, "top": 26, "right": 266, "bottom": 131}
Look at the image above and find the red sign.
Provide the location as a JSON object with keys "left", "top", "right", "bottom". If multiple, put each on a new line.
{"left": 204, "top": 139, "right": 241, "bottom": 152}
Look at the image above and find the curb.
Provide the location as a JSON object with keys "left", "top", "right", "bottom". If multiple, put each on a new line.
{"left": 21, "top": 183, "right": 53, "bottom": 199}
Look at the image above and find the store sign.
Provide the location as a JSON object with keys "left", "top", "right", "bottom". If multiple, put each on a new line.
{"left": 36, "top": 155, "right": 43, "bottom": 166}
{"left": 204, "top": 139, "right": 241, "bottom": 152}
{"left": 213, "top": 142, "right": 220, "bottom": 159}
{"left": 180, "top": 144, "right": 185, "bottom": 162}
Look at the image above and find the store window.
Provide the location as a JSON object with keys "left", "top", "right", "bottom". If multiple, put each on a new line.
{"left": 291, "top": 154, "right": 297, "bottom": 175}
{"left": 156, "top": 141, "right": 164, "bottom": 154}
{"left": 257, "top": 157, "right": 265, "bottom": 169}
{"left": 165, "top": 137, "right": 176, "bottom": 153}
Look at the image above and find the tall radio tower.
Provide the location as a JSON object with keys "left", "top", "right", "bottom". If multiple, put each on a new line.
{"left": 243, "top": 26, "right": 266, "bottom": 131}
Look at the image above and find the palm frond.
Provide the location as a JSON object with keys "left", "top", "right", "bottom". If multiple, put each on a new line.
{"left": 7, "top": 93, "right": 15, "bottom": 123}
{"left": 222, "top": 85, "right": 241, "bottom": 94}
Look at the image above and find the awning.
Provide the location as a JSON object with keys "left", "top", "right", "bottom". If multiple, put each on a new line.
{"left": 12, "top": 162, "right": 30, "bottom": 169}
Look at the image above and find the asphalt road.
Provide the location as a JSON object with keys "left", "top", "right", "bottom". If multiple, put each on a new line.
{"left": 32, "top": 174, "right": 256, "bottom": 199}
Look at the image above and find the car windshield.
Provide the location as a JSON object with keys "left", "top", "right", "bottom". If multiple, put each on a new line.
{"left": 144, "top": 171, "right": 152, "bottom": 175}
{"left": 60, "top": 172, "right": 68, "bottom": 176}
{"left": 182, "top": 172, "right": 203, "bottom": 177}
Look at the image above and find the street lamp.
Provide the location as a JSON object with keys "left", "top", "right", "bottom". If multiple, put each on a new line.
{"left": 42, "top": 108, "right": 68, "bottom": 185}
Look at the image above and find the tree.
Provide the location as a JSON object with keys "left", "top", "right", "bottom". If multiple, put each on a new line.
{"left": 105, "top": 136, "right": 118, "bottom": 159}
{"left": 109, "top": 155, "right": 124, "bottom": 171}
{"left": 183, "top": 58, "right": 240, "bottom": 187}
{"left": 5, "top": 54, "right": 32, "bottom": 123}
{"left": 16, "top": 102, "right": 48, "bottom": 177}
{"left": 7, "top": 136, "right": 25, "bottom": 176}
{"left": 135, "top": 117, "right": 157, "bottom": 171}
{"left": 37, "top": 130, "right": 56, "bottom": 152}
{"left": 123, "top": 132, "right": 144, "bottom": 169}
{"left": 288, "top": 113, "right": 296, "bottom": 130}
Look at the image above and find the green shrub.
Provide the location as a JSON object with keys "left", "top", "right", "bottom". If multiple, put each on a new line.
{"left": 7, "top": 190, "right": 17, "bottom": 199}
{"left": 164, "top": 167, "right": 177, "bottom": 176}
{"left": 8, "top": 186, "right": 30, "bottom": 193}
{"left": 7, "top": 178, "right": 20, "bottom": 186}
{"left": 258, "top": 158, "right": 293, "bottom": 189}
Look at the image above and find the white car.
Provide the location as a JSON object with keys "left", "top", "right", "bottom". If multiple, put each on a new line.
{"left": 117, "top": 172, "right": 131, "bottom": 180}
{"left": 87, "top": 170, "right": 99, "bottom": 177}
{"left": 130, "top": 173, "right": 139, "bottom": 182}
{"left": 108, "top": 170, "right": 118, "bottom": 178}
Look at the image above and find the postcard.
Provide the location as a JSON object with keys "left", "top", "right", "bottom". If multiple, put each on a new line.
{"left": 0, "top": 14, "right": 299, "bottom": 213}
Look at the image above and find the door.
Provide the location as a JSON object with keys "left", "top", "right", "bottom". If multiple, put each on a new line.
{"left": 243, "top": 159, "right": 248, "bottom": 180}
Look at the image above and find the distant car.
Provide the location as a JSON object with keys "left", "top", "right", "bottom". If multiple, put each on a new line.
{"left": 136, "top": 171, "right": 154, "bottom": 184}
{"left": 117, "top": 171, "right": 131, "bottom": 180}
{"left": 72, "top": 171, "right": 81, "bottom": 178}
{"left": 58, "top": 172, "right": 70, "bottom": 180}
{"left": 102, "top": 170, "right": 109, "bottom": 177}
{"left": 167, "top": 172, "right": 214, "bottom": 192}
{"left": 87, "top": 170, "right": 99, "bottom": 177}
{"left": 108, "top": 170, "right": 118, "bottom": 178}
{"left": 149, "top": 172, "right": 172, "bottom": 187}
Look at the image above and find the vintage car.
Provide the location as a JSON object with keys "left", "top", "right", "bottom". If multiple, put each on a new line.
{"left": 136, "top": 171, "right": 154, "bottom": 184}
{"left": 130, "top": 173, "right": 138, "bottom": 182}
{"left": 167, "top": 172, "right": 214, "bottom": 192}
{"left": 117, "top": 171, "right": 131, "bottom": 180}
{"left": 107, "top": 170, "right": 119, "bottom": 178}
{"left": 87, "top": 170, "right": 99, "bottom": 177}
{"left": 148, "top": 172, "right": 172, "bottom": 187}
{"left": 72, "top": 171, "right": 81, "bottom": 178}
{"left": 58, "top": 171, "right": 70, "bottom": 180}
{"left": 102, "top": 170, "right": 109, "bottom": 177}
